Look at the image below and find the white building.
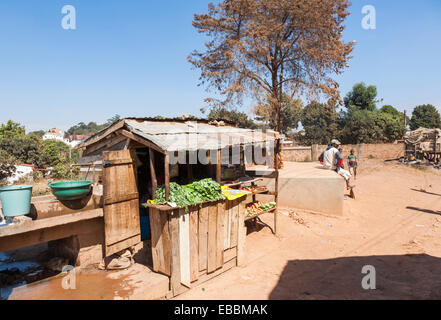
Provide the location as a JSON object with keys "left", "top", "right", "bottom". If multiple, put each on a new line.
{"left": 42, "top": 128, "right": 70, "bottom": 145}
{"left": 6, "top": 164, "right": 34, "bottom": 184}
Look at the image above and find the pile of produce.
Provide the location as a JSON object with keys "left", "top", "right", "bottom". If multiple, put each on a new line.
{"left": 245, "top": 201, "right": 276, "bottom": 218}
{"left": 150, "top": 178, "right": 225, "bottom": 210}
{"left": 237, "top": 186, "right": 268, "bottom": 194}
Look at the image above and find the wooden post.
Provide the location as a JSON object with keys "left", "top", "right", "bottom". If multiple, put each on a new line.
{"left": 149, "top": 148, "right": 157, "bottom": 197}
{"left": 237, "top": 200, "right": 246, "bottom": 267}
{"left": 165, "top": 152, "right": 170, "bottom": 202}
{"left": 274, "top": 139, "right": 280, "bottom": 235}
{"left": 216, "top": 149, "right": 221, "bottom": 184}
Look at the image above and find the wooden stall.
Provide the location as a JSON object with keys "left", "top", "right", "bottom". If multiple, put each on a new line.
{"left": 77, "top": 117, "right": 281, "bottom": 297}
{"left": 148, "top": 198, "right": 246, "bottom": 296}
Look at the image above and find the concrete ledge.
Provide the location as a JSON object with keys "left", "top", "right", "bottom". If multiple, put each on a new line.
{"left": 249, "top": 162, "right": 344, "bottom": 216}
{"left": 0, "top": 209, "right": 104, "bottom": 253}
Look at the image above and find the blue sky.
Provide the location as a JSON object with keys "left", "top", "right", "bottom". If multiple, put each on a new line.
{"left": 0, "top": 0, "right": 440, "bottom": 132}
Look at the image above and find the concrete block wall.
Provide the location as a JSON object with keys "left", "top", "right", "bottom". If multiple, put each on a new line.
{"left": 283, "top": 142, "right": 404, "bottom": 162}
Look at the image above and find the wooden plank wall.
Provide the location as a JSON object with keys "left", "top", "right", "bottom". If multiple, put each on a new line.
{"left": 149, "top": 198, "right": 245, "bottom": 297}
{"left": 102, "top": 150, "right": 141, "bottom": 257}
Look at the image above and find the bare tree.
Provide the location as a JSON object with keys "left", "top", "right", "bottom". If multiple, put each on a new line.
{"left": 188, "top": 0, "right": 354, "bottom": 132}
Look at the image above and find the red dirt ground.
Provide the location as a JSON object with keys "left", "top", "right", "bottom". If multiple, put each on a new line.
{"left": 176, "top": 159, "right": 441, "bottom": 300}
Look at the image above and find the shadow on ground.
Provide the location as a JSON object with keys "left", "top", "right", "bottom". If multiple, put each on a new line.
{"left": 269, "top": 254, "right": 441, "bottom": 300}
{"left": 406, "top": 206, "right": 441, "bottom": 216}
{"left": 410, "top": 188, "right": 441, "bottom": 197}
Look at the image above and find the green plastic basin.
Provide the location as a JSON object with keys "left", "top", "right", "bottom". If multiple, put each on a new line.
{"left": 49, "top": 181, "right": 93, "bottom": 201}
{"left": 0, "top": 185, "right": 33, "bottom": 217}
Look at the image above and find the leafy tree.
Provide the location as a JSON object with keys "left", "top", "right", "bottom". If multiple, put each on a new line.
{"left": 0, "top": 134, "right": 46, "bottom": 167}
{"left": 344, "top": 83, "right": 379, "bottom": 112}
{"left": 41, "top": 139, "right": 73, "bottom": 167}
{"left": 105, "top": 114, "right": 121, "bottom": 127}
{"left": 377, "top": 105, "right": 407, "bottom": 140}
{"left": 66, "top": 114, "right": 122, "bottom": 137}
{"left": 0, "top": 120, "right": 25, "bottom": 139}
{"left": 409, "top": 104, "right": 441, "bottom": 130}
{"left": 254, "top": 95, "right": 302, "bottom": 134}
{"left": 339, "top": 107, "right": 383, "bottom": 144}
{"left": 380, "top": 105, "right": 400, "bottom": 117}
{"left": 189, "top": 0, "right": 354, "bottom": 133}
{"left": 0, "top": 150, "right": 17, "bottom": 185}
{"left": 207, "top": 108, "right": 257, "bottom": 129}
{"left": 66, "top": 121, "right": 104, "bottom": 136}
{"left": 300, "top": 101, "right": 338, "bottom": 145}
{"left": 29, "top": 130, "right": 46, "bottom": 138}
{"left": 375, "top": 112, "right": 407, "bottom": 142}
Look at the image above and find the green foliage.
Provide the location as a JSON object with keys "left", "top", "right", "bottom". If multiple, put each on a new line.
{"left": 339, "top": 108, "right": 383, "bottom": 144}
{"left": 0, "top": 134, "right": 46, "bottom": 167}
{"left": 51, "top": 163, "right": 79, "bottom": 180}
{"left": 105, "top": 114, "right": 121, "bottom": 127}
{"left": 344, "top": 82, "right": 379, "bottom": 112}
{"left": 375, "top": 112, "right": 407, "bottom": 142}
{"left": 152, "top": 178, "right": 225, "bottom": 211}
{"left": 300, "top": 101, "right": 338, "bottom": 145}
{"left": 0, "top": 121, "right": 79, "bottom": 181}
{"left": 66, "top": 114, "right": 121, "bottom": 136}
{"left": 340, "top": 106, "right": 407, "bottom": 144}
{"left": 0, "top": 149, "right": 17, "bottom": 184}
{"left": 0, "top": 120, "right": 25, "bottom": 139}
{"left": 42, "top": 139, "right": 70, "bottom": 167}
{"left": 29, "top": 130, "right": 46, "bottom": 138}
{"left": 66, "top": 121, "right": 105, "bottom": 136}
{"left": 409, "top": 104, "right": 441, "bottom": 131}
{"left": 208, "top": 108, "right": 257, "bottom": 129}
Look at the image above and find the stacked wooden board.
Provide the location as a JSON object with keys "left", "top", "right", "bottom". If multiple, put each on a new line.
{"left": 149, "top": 197, "right": 246, "bottom": 297}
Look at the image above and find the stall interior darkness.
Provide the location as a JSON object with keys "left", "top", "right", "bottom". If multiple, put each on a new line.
{"left": 134, "top": 148, "right": 218, "bottom": 207}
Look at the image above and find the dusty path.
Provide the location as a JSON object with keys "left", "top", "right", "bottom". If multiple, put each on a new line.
{"left": 176, "top": 160, "right": 441, "bottom": 300}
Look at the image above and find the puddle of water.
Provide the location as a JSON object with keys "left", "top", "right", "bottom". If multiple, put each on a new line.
{"left": 8, "top": 270, "right": 135, "bottom": 300}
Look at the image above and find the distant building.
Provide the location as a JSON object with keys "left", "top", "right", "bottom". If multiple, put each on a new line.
{"left": 42, "top": 128, "right": 89, "bottom": 147}
{"left": 7, "top": 164, "right": 34, "bottom": 184}
{"left": 68, "top": 134, "right": 90, "bottom": 148}
{"left": 43, "top": 128, "right": 70, "bottom": 145}
{"left": 6, "top": 164, "right": 49, "bottom": 184}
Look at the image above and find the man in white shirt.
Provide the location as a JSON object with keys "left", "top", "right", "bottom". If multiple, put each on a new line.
{"left": 319, "top": 139, "right": 354, "bottom": 190}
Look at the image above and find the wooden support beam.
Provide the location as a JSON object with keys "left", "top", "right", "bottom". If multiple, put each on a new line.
{"left": 149, "top": 148, "right": 158, "bottom": 197}
{"left": 123, "top": 138, "right": 131, "bottom": 150}
{"left": 274, "top": 139, "right": 280, "bottom": 235}
{"left": 83, "top": 133, "right": 128, "bottom": 156}
{"left": 79, "top": 120, "right": 125, "bottom": 148}
{"left": 216, "top": 149, "right": 221, "bottom": 184}
{"left": 120, "top": 129, "right": 165, "bottom": 154}
{"left": 165, "top": 153, "right": 170, "bottom": 202}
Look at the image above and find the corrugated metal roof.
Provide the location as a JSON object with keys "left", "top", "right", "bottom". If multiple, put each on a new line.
{"left": 124, "top": 119, "right": 279, "bottom": 152}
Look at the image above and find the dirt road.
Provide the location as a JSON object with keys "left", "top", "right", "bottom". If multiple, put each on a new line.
{"left": 176, "top": 160, "right": 441, "bottom": 300}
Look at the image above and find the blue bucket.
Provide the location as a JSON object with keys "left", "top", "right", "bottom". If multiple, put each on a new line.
{"left": 0, "top": 185, "right": 33, "bottom": 217}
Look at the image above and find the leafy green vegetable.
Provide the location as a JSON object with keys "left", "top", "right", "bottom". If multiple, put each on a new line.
{"left": 259, "top": 202, "right": 276, "bottom": 211}
{"left": 151, "top": 178, "right": 225, "bottom": 211}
